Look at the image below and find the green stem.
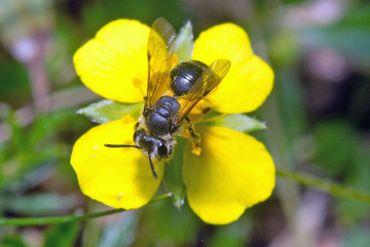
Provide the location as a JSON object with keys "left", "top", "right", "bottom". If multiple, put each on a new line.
{"left": 1, "top": 170, "right": 370, "bottom": 227}
{"left": 0, "top": 208, "right": 124, "bottom": 226}
{"left": 0, "top": 193, "right": 171, "bottom": 226}
{"left": 277, "top": 168, "right": 370, "bottom": 204}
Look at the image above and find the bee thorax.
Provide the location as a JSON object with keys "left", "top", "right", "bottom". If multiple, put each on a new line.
{"left": 145, "top": 96, "right": 180, "bottom": 136}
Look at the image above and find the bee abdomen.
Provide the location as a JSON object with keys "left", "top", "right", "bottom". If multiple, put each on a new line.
{"left": 170, "top": 60, "right": 207, "bottom": 96}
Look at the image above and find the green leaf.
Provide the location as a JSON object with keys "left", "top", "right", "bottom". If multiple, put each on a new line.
{"left": 1, "top": 235, "right": 27, "bottom": 247}
{"left": 169, "top": 20, "right": 194, "bottom": 62}
{"left": 163, "top": 139, "right": 186, "bottom": 209}
{"left": 336, "top": 149, "right": 370, "bottom": 224}
{"left": 44, "top": 222, "right": 79, "bottom": 247}
{"left": 277, "top": 168, "right": 370, "bottom": 204}
{"left": 313, "top": 120, "right": 356, "bottom": 176}
{"left": 0, "top": 193, "right": 78, "bottom": 215}
{"left": 212, "top": 114, "right": 266, "bottom": 133}
{"left": 274, "top": 70, "right": 307, "bottom": 144}
{"left": 98, "top": 213, "right": 138, "bottom": 247}
{"left": 143, "top": 200, "right": 200, "bottom": 246}
{"left": 77, "top": 100, "right": 143, "bottom": 124}
{"left": 0, "top": 194, "right": 170, "bottom": 226}
{"left": 208, "top": 218, "right": 251, "bottom": 247}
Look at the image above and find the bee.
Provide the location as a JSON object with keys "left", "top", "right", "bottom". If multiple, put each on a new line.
{"left": 105, "top": 18, "right": 231, "bottom": 178}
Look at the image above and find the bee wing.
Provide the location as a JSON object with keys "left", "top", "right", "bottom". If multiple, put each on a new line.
{"left": 146, "top": 17, "right": 177, "bottom": 107}
{"left": 176, "top": 59, "right": 231, "bottom": 124}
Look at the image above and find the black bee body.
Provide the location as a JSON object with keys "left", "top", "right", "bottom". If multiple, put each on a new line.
{"left": 170, "top": 61, "right": 208, "bottom": 96}
{"left": 134, "top": 61, "right": 205, "bottom": 164}
{"left": 144, "top": 95, "right": 180, "bottom": 136}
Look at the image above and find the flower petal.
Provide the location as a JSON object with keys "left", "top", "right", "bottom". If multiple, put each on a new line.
{"left": 207, "top": 56, "right": 273, "bottom": 113}
{"left": 73, "top": 19, "right": 149, "bottom": 103}
{"left": 183, "top": 126, "right": 275, "bottom": 224}
{"left": 193, "top": 23, "right": 253, "bottom": 64}
{"left": 71, "top": 119, "right": 163, "bottom": 209}
{"left": 193, "top": 23, "right": 274, "bottom": 113}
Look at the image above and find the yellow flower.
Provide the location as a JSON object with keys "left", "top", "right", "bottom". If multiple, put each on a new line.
{"left": 71, "top": 19, "right": 275, "bottom": 224}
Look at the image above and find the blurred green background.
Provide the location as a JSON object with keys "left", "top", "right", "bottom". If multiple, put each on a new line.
{"left": 0, "top": 0, "right": 369, "bottom": 246}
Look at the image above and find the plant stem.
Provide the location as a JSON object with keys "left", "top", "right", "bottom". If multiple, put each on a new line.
{"left": 277, "top": 168, "right": 370, "bottom": 204}
{"left": 0, "top": 208, "right": 124, "bottom": 226}
{"left": 0, "top": 193, "right": 171, "bottom": 226}
{"left": 1, "top": 170, "right": 370, "bottom": 227}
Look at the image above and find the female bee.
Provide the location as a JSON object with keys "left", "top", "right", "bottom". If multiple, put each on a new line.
{"left": 105, "top": 18, "right": 230, "bottom": 178}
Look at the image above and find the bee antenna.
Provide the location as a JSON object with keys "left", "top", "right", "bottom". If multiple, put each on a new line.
{"left": 148, "top": 156, "right": 158, "bottom": 179}
{"left": 104, "top": 144, "right": 139, "bottom": 148}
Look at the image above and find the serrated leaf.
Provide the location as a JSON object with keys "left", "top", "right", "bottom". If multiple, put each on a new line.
{"left": 170, "top": 20, "right": 194, "bottom": 62}
{"left": 213, "top": 114, "right": 266, "bottom": 133}
{"left": 77, "top": 100, "right": 143, "bottom": 124}
{"left": 163, "top": 139, "right": 186, "bottom": 209}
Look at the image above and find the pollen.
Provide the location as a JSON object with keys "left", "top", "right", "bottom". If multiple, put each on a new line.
{"left": 132, "top": 78, "right": 143, "bottom": 87}
{"left": 169, "top": 54, "right": 179, "bottom": 68}
{"left": 191, "top": 146, "right": 202, "bottom": 156}
{"left": 121, "top": 115, "right": 135, "bottom": 124}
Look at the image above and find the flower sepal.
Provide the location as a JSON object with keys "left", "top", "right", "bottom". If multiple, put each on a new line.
{"left": 163, "top": 139, "right": 187, "bottom": 209}
{"left": 77, "top": 100, "right": 143, "bottom": 124}
{"left": 169, "top": 20, "right": 194, "bottom": 63}
{"left": 210, "top": 114, "right": 267, "bottom": 133}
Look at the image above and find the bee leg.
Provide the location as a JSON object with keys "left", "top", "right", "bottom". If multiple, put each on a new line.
{"left": 188, "top": 125, "right": 199, "bottom": 139}
{"left": 148, "top": 156, "right": 158, "bottom": 179}
{"left": 188, "top": 126, "right": 202, "bottom": 155}
{"left": 184, "top": 117, "right": 202, "bottom": 155}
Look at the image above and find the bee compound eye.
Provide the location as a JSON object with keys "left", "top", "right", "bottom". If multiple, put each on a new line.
{"left": 158, "top": 143, "right": 168, "bottom": 157}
